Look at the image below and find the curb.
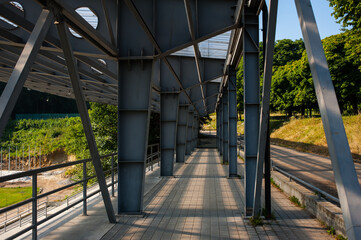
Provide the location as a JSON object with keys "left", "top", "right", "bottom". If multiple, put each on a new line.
{"left": 271, "top": 170, "right": 346, "bottom": 238}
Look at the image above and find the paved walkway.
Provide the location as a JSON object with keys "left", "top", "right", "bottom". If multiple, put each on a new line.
{"left": 270, "top": 144, "right": 361, "bottom": 198}
{"left": 100, "top": 149, "right": 330, "bottom": 240}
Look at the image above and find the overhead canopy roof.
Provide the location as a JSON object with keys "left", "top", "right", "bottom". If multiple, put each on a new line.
{"left": 0, "top": 0, "right": 261, "bottom": 117}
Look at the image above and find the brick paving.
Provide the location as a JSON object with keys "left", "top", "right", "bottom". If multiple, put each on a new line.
{"left": 102, "top": 149, "right": 331, "bottom": 240}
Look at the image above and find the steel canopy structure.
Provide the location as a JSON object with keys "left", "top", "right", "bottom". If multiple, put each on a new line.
{"left": 0, "top": 0, "right": 360, "bottom": 239}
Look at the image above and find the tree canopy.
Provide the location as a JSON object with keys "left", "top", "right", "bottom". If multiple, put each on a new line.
{"left": 328, "top": 0, "right": 361, "bottom": 30}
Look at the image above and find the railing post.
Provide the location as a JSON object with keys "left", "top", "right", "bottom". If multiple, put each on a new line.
{"left": 111, "top": 156, "right": 115, "bottom": 197}
{"left": 83, "top": 161, "right": 87, "bottom": 216}
{"left": 32, "top": 174, "right": 37, "bottom": 240}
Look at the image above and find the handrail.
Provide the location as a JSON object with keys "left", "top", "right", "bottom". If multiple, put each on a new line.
{"left": 273, "top": 166, "right": 340, "bottom": 204}
{"left": 0, "top": 143, "right": 160, "bottom": 239}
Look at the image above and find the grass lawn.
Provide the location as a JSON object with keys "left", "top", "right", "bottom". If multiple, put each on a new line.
{"left": 0, "top": 187, "right": 34, "bottom": 208}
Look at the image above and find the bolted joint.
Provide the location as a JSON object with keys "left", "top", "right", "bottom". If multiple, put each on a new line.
{"left": 46, "top": 0, "right": 63, "bottom": 24}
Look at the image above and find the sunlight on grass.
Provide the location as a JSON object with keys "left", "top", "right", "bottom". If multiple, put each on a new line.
{"left": 0, "top": 187, "right": 34, "bottom": 208}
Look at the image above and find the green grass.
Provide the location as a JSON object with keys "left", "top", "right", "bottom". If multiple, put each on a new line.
{"left": 249, "top": 215, "right": 263, "bottom": 226}
{"left": 289, "top": 195, "right": 304, "bottom": 208}
{"left": 271, "top": 115, "right": 361, "bottom": 160}
{"left": 0, "top": 187, "right": 36, "bottom": 208}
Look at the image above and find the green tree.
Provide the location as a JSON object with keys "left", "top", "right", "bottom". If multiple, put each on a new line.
{"left": 328, "top": 0, "right": 361, "bottom": 30}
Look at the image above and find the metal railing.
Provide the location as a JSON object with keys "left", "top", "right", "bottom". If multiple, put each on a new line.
{"left": 272, "top": 166, "right": 340, "bottom": 204}
{"left": 0, "top": 143, "right": 160, "bottom": 240}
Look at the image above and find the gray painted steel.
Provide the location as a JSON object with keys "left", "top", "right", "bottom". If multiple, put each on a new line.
{"left": 160, "top": 93, "right": 179, "bottom": 176}
{"left": 176, "top": 105, "right": 189, "bottom": 163}
{"left": 56, "top": 21, "right": 116, "bottom": 223}
{"left": 253, "top": 0, "right": 279, "bottom": 216}
{"left": 228, "top": 66, "right": 237, "bottom": 177}
{"left": 295, "top": 0, "right": 361, "bottom": 239}
{"left": 219, "top": 99, "right": 223, "bottom": 156}
{"left": 186, "top": 111, "right": 194, "bottom": 155}
{"left": 0, "top": 9, "right": 53, "bottom": 139}
{"left": 243, "top": 6, "right": 260, "bottom": 216}
{"left": 222, "top": 86, "right": 229, "bottom": 163}
{"left": 117, "top": 61, "right": 153, "bottom": 214}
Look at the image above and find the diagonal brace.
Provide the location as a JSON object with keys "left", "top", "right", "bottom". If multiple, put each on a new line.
{"left": 0, "top": 9, "right": 53, "bottom": 139}
{"left": 253, "top": 0, "right": 279, "bottom": 216}
{"left": 55, "top": 20, "right": 116, "bottom": 223}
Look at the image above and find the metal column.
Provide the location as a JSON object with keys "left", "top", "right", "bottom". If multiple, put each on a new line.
{"left": 243, "top": 6, "right": 260, "bottom": 216}
{"left": 192, "top": 115, "right": 198, "bottom": 150}
{"left": 117, "top": 59, "right": 153, "bottom": 214}
{"left": 216, "top": 109, "right": 220, "bottom": 151}
{"left": 0, "top": 9, "right": 53, "bottom": 139}
{"left": 228, "top": 66, "right": 238, "bottom": 177}
{"left": 160, "top": 92, "right": 179, "bottom": 176}
{"left": 253, "top": 0, "right": 279, "bottom": 216}
{"left": 55, "top": 21, "right": 116, "bottom": 222}
{"left": 176, "top": 105, "right": 189, "bottom": 163}
{"left": 185, "top": 110, "right": 194, "bottom": 155}
{"left": 222, "top": 85, "right": 229, "bottom": 164}
{"left": 219, "top": 99, "right": 223, "bottom": 156}
{"left": 295, "top": 1, "right": 361, "bottom": 239}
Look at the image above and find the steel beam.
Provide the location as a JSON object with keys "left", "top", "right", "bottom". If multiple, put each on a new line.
{"left": 295, "top": 1, "right": 361, "bottom": 239}
{"left": 55, "top": 21, "right": 116, "bottom": 223}
{"left": 222, "top": 86, "right": 229, "bottom": 164}
{"left": 0, "top": 9, "right": 53, "bottom": 139}
{"left": 218, "top": 97, "right": 223, "bottom": 156}
{"left": 253, "top": 0, "right": 278, "bottom": 216}
{"left": 228, "top": 66, "right": 238, "bottom": 177}
{"left": 160, "top": 92, "right": 179, "bottom": 176}
{"left": 185, "top": 110, "right": 194, "bottom": 155}
{"left": 176, "top": 105, "right": 189, "bottom": 163}
{"left": 243, "top": 6, "right": 260, "bottom": 216}
{"left": 192, "top": 115, "right": 198, "bottom": 150}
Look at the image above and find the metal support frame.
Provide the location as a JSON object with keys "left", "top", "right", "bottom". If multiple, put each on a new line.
{"left": 228, "top": 66, "right": 238, "bottom": 177}
{"left": 0, "top": 9, "right": 53, "bottom": 139}
{"left": 253, "top": 0, "right": 278, "bottom": 216}
{"left": 55, "top": 20, "right": 116, "bottom": 223}
{"left": 295, "top": 0, "right": 361, "bottom": 239}
{"left": 192, "top": 115, "right": 198, "bottom": 150}
{"left": 243, "top": 5, "right": 260, "bottom": 216}
{"left": 117, "top": 59, "right": 153, "bottom": 213}
{"left": 222, "top": 85, "right": 229, "bottom": 164}
{"left": 219, "top": 99, "right": 223, "bottom": 156}
{"left": 160, "top": 92, "right": 179, "bottom": 176}
{"left": 176, "top": 105, "right": 189, "bottom": 163}
{"left": 185, "top": 110, "right": 194, "bottom": 155}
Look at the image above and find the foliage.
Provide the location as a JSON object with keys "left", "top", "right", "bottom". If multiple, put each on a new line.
{"left": 0, "top": 187, "right": 36, "bottom": 208}
{"left": 289, "top": 195, "right": 304, "bottom": 208}
{"left": 249, "top": 215, "right": 263, "bottom": 226}
{"left": 328, "top": 0, "right": 361, "bottom": 30}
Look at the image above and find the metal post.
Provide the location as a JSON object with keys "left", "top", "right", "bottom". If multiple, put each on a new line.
{"left": 0, "top": 147, "right": 2, "bottom": 176}
{"left": 160, "top": 92, "right": 179, "bottom": 176}
{"left": 295, "top": 0, "right": 361, "bottom": 238}
{"left": 222, "top": 85, "right": 229, "bottom": 164}
{"left": 218, "top": 97, "right": 223, "bottom": 156}
{"left": 116, "top": 56, "right": 153, "bottom": 214}
{"left": 253, "top": 0, "right": 278, "bottom": 216}
{"left": 83, "top": 162, "right": 87, "bottom": 216}
{"left": 192, "top": 115, "right": 198, "bottom": 150}
{"left": 8, "top": 146, "right": 10, "bottom": 171}
{"left": 176, "top": 105, "right": 189, "bottom": 163}
{"left": 39, "top": 146, "right": 41, "bottom": 168}
{"left": 32, "top": 174, "right": 37, "bottom": 240}
{"left": 16, "top": 146, "right": 18, "bottom": 170}
{"left": 243, "top": 5, "right": 260, "bottom": 216}
{"left": 0, "top": 9, "right": 53, "bottom": 139}
{"left": 55, "top": 20, "right": 116, "bottom": 223}
{"left": 185, "top": 110, "right": 194, "bottom": 155}
{"left": 228, "top": 66, "right": 238, "bottom": 177}
{"left": 111, "top": 156, "right": 115, "bottom": 197}
{"left": 28, "top": 146, "right": 30, "bottom": 170}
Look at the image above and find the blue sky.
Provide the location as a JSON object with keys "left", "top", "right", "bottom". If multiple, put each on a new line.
{"left": 265, "top": 0, "right": 343, "bottom": 41}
